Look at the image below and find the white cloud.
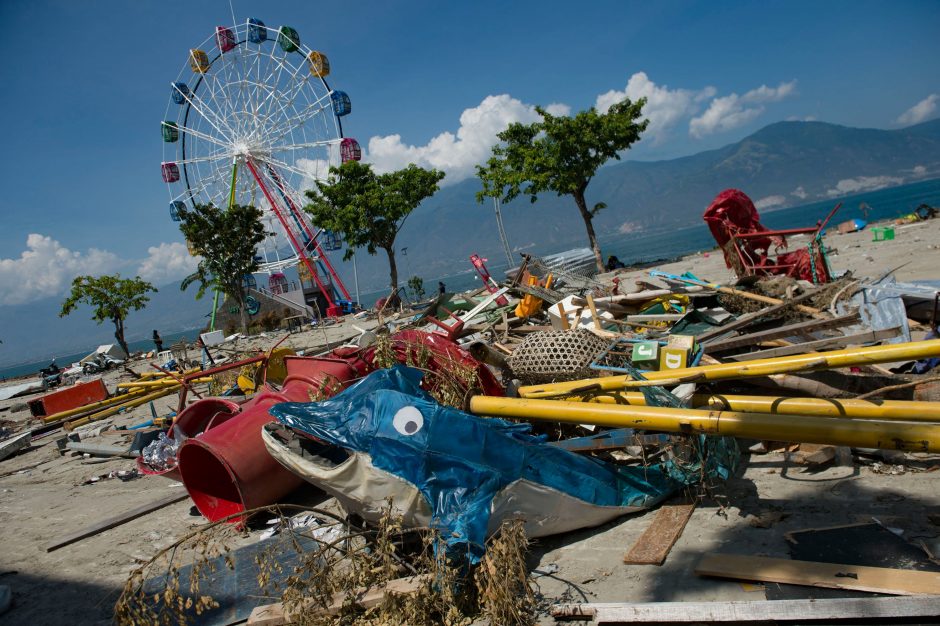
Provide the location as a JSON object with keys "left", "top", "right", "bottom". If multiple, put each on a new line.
{"left": 596, "top": 72, "right": 715, "bottom": 143}
{"left": 826, "top": 175, "right": 903, "bottom": 197}
{"left": 791, "top": 186, "right": 808, "bottom": 200}
{"left": 754, "top": 195, "right": 787, "bottom": 210}
{"left": 0, "top": 234, "right": 121, "bottom": 306}
{"left": 365, "top": 94, "right": 549, "bottom": 184}
{"left": 690, "top": 80, "right": 798, "bottom": 138}
{"left": 136, "top": 242, "right": 200, "bottom": 286}
{"left": 895, "top": 94, "right": 939, "bottom": 126}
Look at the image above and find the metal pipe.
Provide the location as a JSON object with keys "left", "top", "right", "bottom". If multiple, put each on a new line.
{"left": 518, "top": 339, "right": 940, "bottom": 398}
{"left": 40, "top": 388, "right": 151, "bottom": 423}
{"left": 470, "top": 396, "right": 940, "bottom": 452}
{"left": 586, "top": 392, "right": 940, "bottom": 422}
{"left": 64, "top": 385, "right": 181, "bottom": 431}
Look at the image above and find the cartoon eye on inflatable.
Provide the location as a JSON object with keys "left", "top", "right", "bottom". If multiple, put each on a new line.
{"left": 392, "top": 406, "right": 424, "bottom": 436}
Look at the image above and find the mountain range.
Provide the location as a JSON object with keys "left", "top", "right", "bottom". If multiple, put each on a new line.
{"left": 3, "top": 118, "right": 939, "bottom": 366}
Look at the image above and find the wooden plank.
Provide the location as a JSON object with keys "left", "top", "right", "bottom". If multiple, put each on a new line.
{"left": 246, "top": 574, "right": 429, "bottom": 625}
{"left": 45, "top": 491, "right": 188, "bottom": 552}
{"left": 586, "top": 295, "right": 602, "bottom": 331}
{"left": 702, "top": 312, "right": 860, "bottom": 353}
{"left": 695, "top": 553, "right": 940, "bottom": 595}
{"left": 693, "top": 287, "right": 826, "bottom": 344}
{"left": 550, "top": 595, "right": 940, "bottom": 623}
{"left": 623, "top": 502, "right": 696, "bottom": 565}
{"left": 728, "top": 328, "right": 900, "bottom": 361}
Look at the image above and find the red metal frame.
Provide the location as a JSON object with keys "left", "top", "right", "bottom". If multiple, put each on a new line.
{"left": 730, "top": 203, "right": 840, "bottom": 283}
{"left": 264, "top": 165, "right": 352, "bottom": 302}
{"left": 243, "top": 158, "right": 339, "bottom": 314}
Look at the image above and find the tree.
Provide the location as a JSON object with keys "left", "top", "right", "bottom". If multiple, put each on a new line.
{"left": 177, "top": 202, "right": 265, "bottom": 333}
{"left": 305, "top": 161, "right": 445, "bottom": 293}
{"left": 60, "top": 274, "right": 157, "bottom": 358}
{"left": 476, "top": 98, "right": 648, "bottom": 273}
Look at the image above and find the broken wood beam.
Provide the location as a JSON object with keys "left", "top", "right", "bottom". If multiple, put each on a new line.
{"left": 702, "top": 312, "right": 860, "bottom": 353}
{"left": 550, "top": 595, "right": 940, "bottom": 623}
{"left": 45, "top": 491, "right": 189, "bottom": 552}
{"left": 728, "top": 327, "right": 900, "bottom": 361}
{"left": 623, "top": 501, "right": 696, "bottom": 565}
{"left": 246, "top": 574, "right": 430, "bottom": 625}
{"left": 695, "top": 553, "right": 940, "bottom": 595}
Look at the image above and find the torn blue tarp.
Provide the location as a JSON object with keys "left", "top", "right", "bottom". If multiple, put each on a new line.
{"left": 268, "top": 366, "right": 737, "bottom": 562}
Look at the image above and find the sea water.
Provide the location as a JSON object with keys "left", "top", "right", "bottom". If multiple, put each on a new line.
{"left": 3, "top": 178, "right": 939, "bottom": 381}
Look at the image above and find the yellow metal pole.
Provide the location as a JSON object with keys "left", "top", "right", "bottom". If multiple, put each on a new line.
{"left": 117, "top": 377, "right": 211, "bottom": 389}
{"left": 64, "top": 385, "right": 181, "bottom": 431}
{"left": 518, "top": 339, "right": 940, "bottom": 398}
{"left": 586, "top": 392, "right": 940, "bottom": 422}
{"left": 469, "top": 396, "right": 940, "bottom": 452}
{"left": 39, "top": 387, "right": 151, "bottom": 423}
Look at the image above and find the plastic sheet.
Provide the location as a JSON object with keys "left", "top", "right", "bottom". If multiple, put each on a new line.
{"left": 270, "top": 367, "right": 693, "bottom": 562}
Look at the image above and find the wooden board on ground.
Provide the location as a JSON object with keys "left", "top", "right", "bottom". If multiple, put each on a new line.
{"left": 695, "top": 553, "right": 940, "bottom": 595}
{"left": 728, "top": 328, "right": 900, "bottom": 361}
{"left": 45, "top": 491, "right": 188, "bottom": 552}
{"left": 550, "top": 595, "right": 940, "bottom": 623}
{"left": 702, "top": 313, "right": 860, "bottom": 353}
{"left": 623, "top": 501, "right": 696, "bottom": 565}
{"left": 246, "top": 574, "right": 430, "bottom": 625}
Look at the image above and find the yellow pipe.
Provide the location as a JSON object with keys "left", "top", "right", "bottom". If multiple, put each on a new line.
{"left": 118, "top": 377, "right": 211, "bottom": 389}
{"left": 40, "top": 387, "right": 151, "bottom": 423}
{"left": 518, "top": 340, "right": 940, "bottom": 398}
{"left": 586, "top": 392, "right": 940, "bottom": 422}
{"left": 469, "top": 396, "right": 940, "bottom": 452}
{"left": 64, "top": 385, "right": 181, "bottom": 431}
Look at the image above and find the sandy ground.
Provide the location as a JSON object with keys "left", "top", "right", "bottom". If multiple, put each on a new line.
{"left": 0, "top": 218, "right": 938, "bottom": 625}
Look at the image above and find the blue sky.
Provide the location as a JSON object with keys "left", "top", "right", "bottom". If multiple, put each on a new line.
{"left": 0, "top": 0, "right": 938, "bottom": 306}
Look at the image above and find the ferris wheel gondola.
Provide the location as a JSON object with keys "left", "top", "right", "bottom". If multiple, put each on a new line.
{"left": 161, "top": 18, "right": 357, "bottom": 315}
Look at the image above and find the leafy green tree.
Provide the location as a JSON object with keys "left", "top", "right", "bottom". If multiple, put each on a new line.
{"left": 60, "top": 274, "right": 157, "bottom": 357}
{"left": 407, "top": 275, "right": 426, "bottom": 301}
{"left": 305, "top": 161, "right": 445, "bottom": 293}
{"left": 177, "top": 202, "right": 265, "bottom": 333}
{"left": 476, "top": 99, "right": 648, "bottom": 272}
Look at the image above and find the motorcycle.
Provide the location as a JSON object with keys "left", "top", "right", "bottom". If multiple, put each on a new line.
{"left": 82, "top": 354, "right": 124, "bottom": 375}
{"left": 39, "top": 361, "right": 62, "bottom": 388}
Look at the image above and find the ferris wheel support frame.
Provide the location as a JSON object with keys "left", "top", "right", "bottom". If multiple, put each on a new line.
{"left": 264, "top": 165, "right": 352, "bottom": 302}
{"left": 243, "top": 157, "right": 338, "bottom": 315}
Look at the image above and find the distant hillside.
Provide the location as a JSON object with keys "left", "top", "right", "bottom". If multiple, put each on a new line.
{"left": 368, "top": 118, "right": 940, "bottom": 281}
{"left": 0, "top": 280, "right": 208, "bottom": 367}
{"left": 4, "top": 119, "right": 940, "bottom": 364}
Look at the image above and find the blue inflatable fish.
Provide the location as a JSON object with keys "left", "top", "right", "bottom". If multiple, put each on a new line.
{"left": 265, "top": 366, "right": 684, "bottom": 561}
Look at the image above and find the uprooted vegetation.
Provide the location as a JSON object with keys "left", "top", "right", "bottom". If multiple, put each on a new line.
{"left": 114, "top": 503, "right": 536, "bottom": 626}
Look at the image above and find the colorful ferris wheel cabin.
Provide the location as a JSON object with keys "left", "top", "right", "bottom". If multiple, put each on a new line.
{"left": 247, "top": 18, "right": 267, "bottom": 44}
{"left": 169, "top": 201, "right": 185, "bottom": 222}
{"left": 162, "top": 121, "right": 179, "bottom": 143}
{"left": 189, "top": 49, "right": 210, "bottom": 74}
{"left": 269, "top": 272, "right": 288, "bottom": 295}
{"left": 307, "top": 51, "right": 330, "bottom": 77}
{"left": 171, "top": 82, "right": 190, "bottom": 104}
{"left": 161, "top": 162, "right": 180, "bottom": 183}
{"left": 216, "top": 26, "right": 236, "bottom": 53}
{"left": 331, "top": 91, "right": 351, "bottom": 117}
{"left": 277, "top": 26, "right": 300, "bottom": 52}
{"left": 340, "top": 138, "right": 362, "bottom": 163}
{"left": 322, "top": 230, "right": 342, "bottom": 251}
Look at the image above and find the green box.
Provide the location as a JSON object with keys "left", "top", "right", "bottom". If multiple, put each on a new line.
{"left": 631, "top": 341, "right": 660, "bottom": 368}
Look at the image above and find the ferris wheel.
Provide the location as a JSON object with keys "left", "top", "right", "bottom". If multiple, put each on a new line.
{"left": 161, "top": 18, "right": 356, "bottom": 315}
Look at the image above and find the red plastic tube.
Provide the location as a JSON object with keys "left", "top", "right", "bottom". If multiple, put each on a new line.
{"left": 177, "top": 356, "right": 366, "bottom": 522}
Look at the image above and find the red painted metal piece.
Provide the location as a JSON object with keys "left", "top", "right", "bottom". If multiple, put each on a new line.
{"left": 469, "top": 254, "right": 509, "bottom": 305}
{"left": 177, "top": 355, "right": 369, "bottom": 523}
{"left": 703, "top": 189, "right": 839, "bottom": 284}
{"left": 265, "top": 164, "right": 352, "bottom": 302}
{"left": 27, "top": 378, "right": 109, "bottom": 417}
{"left": 244, "top": 158, "right": 339, "bottom": 312}
{"left": 136, "top": 397, "right": 242, "bottom": 481}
